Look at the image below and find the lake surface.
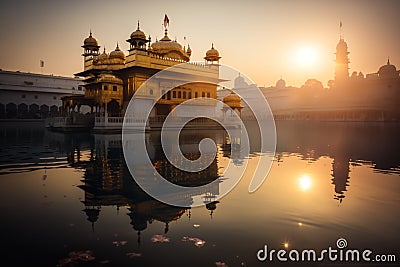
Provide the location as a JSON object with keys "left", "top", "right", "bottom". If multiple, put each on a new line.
{"left": 0, "top": 121, "right": 399, "bottom": 266}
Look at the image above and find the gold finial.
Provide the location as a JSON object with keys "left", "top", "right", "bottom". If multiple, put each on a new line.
{"left": 387, "top": 57, "right": 390, "bottom": 65}
{"left": 211, "top": 43, "right": 214, "bottom": 49}
{"left": 89, "top": 29, "right": 92, "bottom": 37}
{"left": 137, "top": 20, "right": 140, "bottom": 30}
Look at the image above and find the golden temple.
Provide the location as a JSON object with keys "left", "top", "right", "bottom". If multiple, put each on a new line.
{"left": 47, "top": 16, "right": 241, "bottom": 132}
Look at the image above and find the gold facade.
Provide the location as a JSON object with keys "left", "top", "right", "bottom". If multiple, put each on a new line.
{"left": 65, "top": 19, "right": 222, "bottom": 118}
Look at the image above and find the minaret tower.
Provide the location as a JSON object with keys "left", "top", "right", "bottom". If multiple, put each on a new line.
{"left": 335, "top": 22, "right": 349, "bottom": 82}
{"left": 82, "top": 30, "right": 100, "bottom": 60}
{"left": 127, "top": 21, "right": 150, "bottom": 51}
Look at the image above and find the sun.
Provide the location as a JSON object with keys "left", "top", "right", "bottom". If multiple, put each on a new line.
{"left": 296, "top": 46, "right": 319, "bottom": 68}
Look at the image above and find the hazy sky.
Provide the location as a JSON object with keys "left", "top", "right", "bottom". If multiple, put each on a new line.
{"left": 0, "top": 0, "right": 399, "bottom": 87}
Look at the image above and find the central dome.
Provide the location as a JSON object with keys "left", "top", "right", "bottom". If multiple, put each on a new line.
{"left": 151, "top": 39, "right": 183, "bottom": 52}
{"left": 150, "top": 29, "right": 189, "bottom": 61}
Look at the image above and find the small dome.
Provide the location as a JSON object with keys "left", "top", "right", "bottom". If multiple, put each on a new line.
{"left": 98, "top": 48, "right": 109, "bottom": 61}
{"left": 205, "top": 43, "right": 221, "bottom": 62}
{"left": 109, "top": 44, "right": 126, "bottom": 60}
{"left": 234, "top": 73, "right": 246, "bottom": 88}
{"left": 130, "top": 22, "right": 146, "bottom": 39}
{"left": 223, "top": 92, "right": 242, "bottom": 109}
{"left": 98, "top": 73, "right": 123, "bottom": 84}
{"left": 378, "top": 58, "right": 397, "bottom": 77}
{"left": 83, "top": 31, "right": 99, "bottom": 47}
{"left": 186, "top": 44, "right": 192, "bottom": 56}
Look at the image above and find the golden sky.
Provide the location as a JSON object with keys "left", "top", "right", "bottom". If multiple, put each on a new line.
{"left": 0, "top": 0, "right": 399, "bottom": 87}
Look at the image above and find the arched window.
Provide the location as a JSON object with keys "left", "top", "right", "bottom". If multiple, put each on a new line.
{"left": 50, "top": 105, "right": 59, "bottom": 116}
{"left": 6, "top": 103, "right": 17, "bottom": 118}
{"left": 29, "top": 104, "right": 39, "bottom": 118}
{"left": 18, "top": 103, "right": 28, "bottom": 118}
{"left": 40, "top": 104, "right": 49, "bottom": 118}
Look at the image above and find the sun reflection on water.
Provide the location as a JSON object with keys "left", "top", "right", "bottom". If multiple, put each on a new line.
{"left": 298, "top": 174, "right": 312, "bottom": 191}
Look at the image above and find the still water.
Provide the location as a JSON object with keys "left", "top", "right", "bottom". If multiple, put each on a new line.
{"left": 0, "top": 121, "right": 399, "bottom": 266}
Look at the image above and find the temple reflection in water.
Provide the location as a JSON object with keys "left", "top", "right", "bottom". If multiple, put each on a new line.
{"left": 0, "top": 121, "right": 399, "bottom": 231}
{"left": 79, "top": 130, "right": 226, "bottom": 240}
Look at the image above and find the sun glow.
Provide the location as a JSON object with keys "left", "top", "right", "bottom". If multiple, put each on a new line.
{"left": 295, "top": 46, "right": 319, "bottom": 68}
{"left": 298, "top": 175, "right": 312, "bottom": 191}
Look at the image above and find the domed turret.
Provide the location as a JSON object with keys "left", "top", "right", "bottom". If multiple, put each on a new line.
{"left": 82, "top": 30, "right": 100, "bottom": 58}
{"left": 130, "top": 24, "right": 146, "bottom": 40}
{"left": 83, "top": 207, "right": 100, "bottom": 231}
{"left": 335, "top": 37, "right": 350, "bottom": 81}
{"left": 378, "top": 58, "right": 397, "bottom": 78}
{"left": 223, "top": 92, "right": 243, "bottom": 110}
{"left": 204, "top": 43, "right": 221, "bottom": 63}
{"left": 186, "top": 44, "right": 192, "bottom": 56}
{"left": 127, "top": 21, "right": 150, "bottom": 50}
{"left": 83, "top": 31, "right": 99, "bottom": 47}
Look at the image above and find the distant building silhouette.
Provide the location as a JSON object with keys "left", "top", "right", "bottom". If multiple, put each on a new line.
{"left": 259, "top": 31, "right": 400, "bottom": 121}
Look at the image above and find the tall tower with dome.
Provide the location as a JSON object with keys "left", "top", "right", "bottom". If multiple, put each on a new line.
{"left": 335, "top": 37, "right": 350, "bottom": 82}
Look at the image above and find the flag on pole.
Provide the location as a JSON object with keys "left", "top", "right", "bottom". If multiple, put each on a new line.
{"left": 163, "top": 14, "right": 169, "bottom": 28}
{"left": 40, "top": 60, "right": 44, "bottom": 68}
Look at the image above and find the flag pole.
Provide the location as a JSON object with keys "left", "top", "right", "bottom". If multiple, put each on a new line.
{"left": 40, "top": 60, "right": 44, "bottom": 74}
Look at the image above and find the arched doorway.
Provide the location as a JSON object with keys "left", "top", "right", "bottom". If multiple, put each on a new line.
{"left": 29, "top": 104, "right": 39, "bottom": 118}
{"left": 50, "top": 105, "right": 59, "bottom": 116}
{"left": 40, "top": 104, "right": 49, "bottom": 118}
{"left": 107, "top": 100, "right": 120, "bottom": 117}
